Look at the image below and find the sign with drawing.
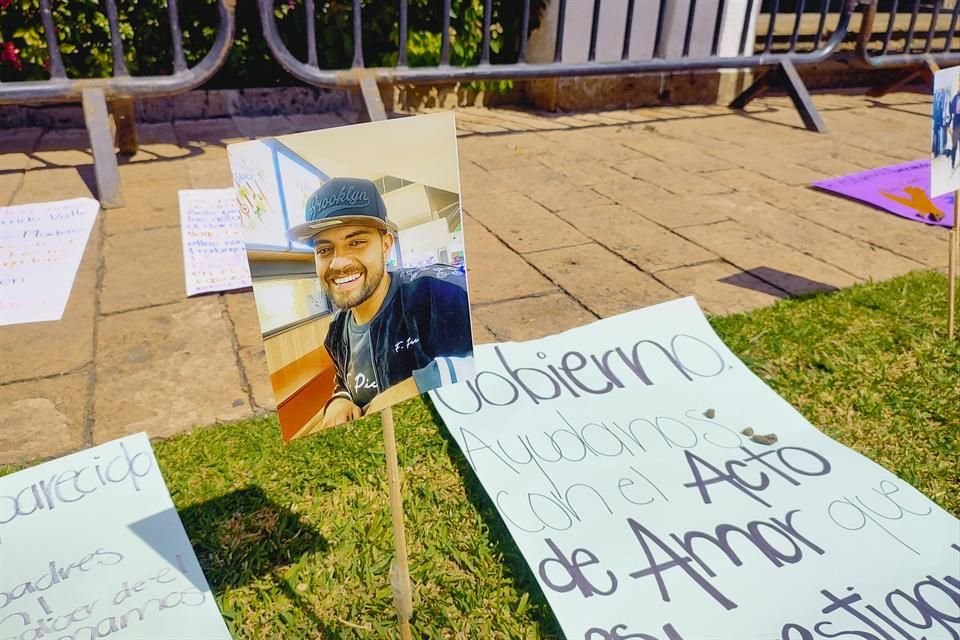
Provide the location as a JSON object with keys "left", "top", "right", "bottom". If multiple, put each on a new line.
{"left": 431, "top": 297, "right": 959, "bottom": 640}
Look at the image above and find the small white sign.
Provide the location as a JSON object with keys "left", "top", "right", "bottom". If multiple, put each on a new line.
{"left": 0, "top": 198, "right": 99, "bottom": 326}
{"left": 179, "top": 188, "right": 252, "bottom": 297}
{"left": 0, "top": 433, "right": 232, "bottom": 639}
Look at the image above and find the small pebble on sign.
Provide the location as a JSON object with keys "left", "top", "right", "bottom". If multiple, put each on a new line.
{"left": 751, "top": 433, "right": 778, "bottom": 446}
{"left": 741, "top": 427, "right": 754, "bottom": 437}
{"left": 704, "top": 408, "right": 716, "bottom": 419}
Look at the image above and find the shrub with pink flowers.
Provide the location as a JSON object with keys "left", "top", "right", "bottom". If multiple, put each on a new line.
{"left": 1, "top": 40, "right": 20, "bottom": 71}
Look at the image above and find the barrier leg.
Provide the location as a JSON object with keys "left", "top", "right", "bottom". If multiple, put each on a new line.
{"left": 730, "top": 68, "right": 774, "bottom": 108}
{"left": 779, "top": 59, "right": 826, "bottom": 134}
{"left": 357, "top": 73, "right": 388, "bottom": 123}
{"left": 866, "top": 58, "right": 938, "bottom": 99}
{"left": 82, "top": 87, "right": 124, "bottom": 209}
{"left": 110, "top": 97, "right": 139, "bottom": 156}
{"left": 731, "top": 60, "right": 826, "bottom": 134}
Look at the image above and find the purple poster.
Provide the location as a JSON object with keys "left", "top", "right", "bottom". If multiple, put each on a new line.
{"left": 813, "top": 159, "right": 955, "bottom": 228}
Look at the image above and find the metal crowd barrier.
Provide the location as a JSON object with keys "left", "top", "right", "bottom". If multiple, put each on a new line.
{"left": 259, "top": 0, "right": 860, "bottom": 132}
{"left": 0, "top": 0, "right": 236, "bottom": 208}
{"left": 8, "top": 0, "right": 955, "bottom": 209}
{"left": 857, "top": 0, "right": 960, "bottom": 68}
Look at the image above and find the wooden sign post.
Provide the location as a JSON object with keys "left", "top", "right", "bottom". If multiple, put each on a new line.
{"left": 382, "top": 406, "right": 414, "bottom": 639}
{"left": 929, "top": 62, "right": 960, "bottom": 339}
{"left": 950, "top": 192, "right": 959, "bottom": 339}
{"left": 359, "top": 83, "right": 416, "bottom": 638}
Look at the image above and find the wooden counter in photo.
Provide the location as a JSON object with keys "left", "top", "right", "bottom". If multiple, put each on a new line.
{"left": 264, "top": 314, "right": 336, "bottom": 441}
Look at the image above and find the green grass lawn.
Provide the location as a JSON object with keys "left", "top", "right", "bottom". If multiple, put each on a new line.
{"left": 10, "top": 271, "right": 960, "bottom": 639}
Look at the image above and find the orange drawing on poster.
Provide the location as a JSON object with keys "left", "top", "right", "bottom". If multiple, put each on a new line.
{"left": 879, "top": 186, "right": 945, "bottom": 221}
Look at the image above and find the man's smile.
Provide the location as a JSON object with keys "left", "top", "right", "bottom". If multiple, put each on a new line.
{"left": 332, "top": 272, "right": 363, "bottom": 286}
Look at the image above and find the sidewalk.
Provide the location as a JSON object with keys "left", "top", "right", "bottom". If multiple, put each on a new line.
{"left": 0, "top": 92, "right": 948, "bottom": 464}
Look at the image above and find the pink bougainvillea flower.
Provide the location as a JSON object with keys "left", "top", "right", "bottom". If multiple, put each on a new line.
{"left": 1, "top": 41, "right": 22, "bottom": 71}
{"left": 0, "top": 0, "right": 14, "bottom": 10}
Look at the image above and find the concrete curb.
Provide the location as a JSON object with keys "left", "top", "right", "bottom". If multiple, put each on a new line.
{"left": 0, "top": 86, "right": 353, "bottom": 129}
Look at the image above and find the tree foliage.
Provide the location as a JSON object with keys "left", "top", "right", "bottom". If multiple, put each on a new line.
{"left": 0, "top": 0, "right": 546, "bottom": 88}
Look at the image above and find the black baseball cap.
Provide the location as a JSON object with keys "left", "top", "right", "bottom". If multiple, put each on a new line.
{"left": 286, "top": 177, "right": 398, "bottom": 245}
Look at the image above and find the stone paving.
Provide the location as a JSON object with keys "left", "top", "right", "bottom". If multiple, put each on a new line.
{"left": 0, "top": 92, "right": 950, "bottom": 464}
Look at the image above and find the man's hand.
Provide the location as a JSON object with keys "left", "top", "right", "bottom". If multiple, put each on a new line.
{"left": 363, "top": 377, "right": 420, "bottom": 415}
{"left": 321, "top": 396, "right": 362, "bottom": 429}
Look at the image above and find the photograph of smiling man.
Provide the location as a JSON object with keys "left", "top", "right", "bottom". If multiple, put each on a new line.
{"left": 227, "top": 113, "right": 475, "bottom": 440}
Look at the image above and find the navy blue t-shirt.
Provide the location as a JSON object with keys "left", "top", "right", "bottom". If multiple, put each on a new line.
{"left": 345, "top": 316, "right": 379, "bottom": 409}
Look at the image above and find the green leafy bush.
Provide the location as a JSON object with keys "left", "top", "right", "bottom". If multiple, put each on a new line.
{"left": 0, "top": 0, "right": 546, "bottom": 89}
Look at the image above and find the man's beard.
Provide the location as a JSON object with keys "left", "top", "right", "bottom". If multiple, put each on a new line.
{"left": 322, "top": 260, "right": 385, "bottom": 310}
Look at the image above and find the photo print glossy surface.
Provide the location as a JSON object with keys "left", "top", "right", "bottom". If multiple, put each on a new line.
{"left": 228, "top": 113, "right": 475, "bottom": 440}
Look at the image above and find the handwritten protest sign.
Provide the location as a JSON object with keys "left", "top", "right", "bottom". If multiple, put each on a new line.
{"left": 0, "top": 433, "right": 231, "bottom": 640}
{"left": 178, "top": 188, "right": 252, "bottom": 297}
{"left": 431, "top": 298, "right": 959, "bottom": 640}
{"left": 0, "top": 198, "right": 99, "bottom": 327}
{"left": 814, "top": 160, "right": 956, "bottom": 228}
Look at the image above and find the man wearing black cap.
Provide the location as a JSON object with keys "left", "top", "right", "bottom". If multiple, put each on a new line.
{"left": 287, "top": 177, "right": 474, "bottom": 430}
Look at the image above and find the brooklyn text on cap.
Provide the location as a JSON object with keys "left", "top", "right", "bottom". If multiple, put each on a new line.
{"left": 286, "top": 177, "right": 398, "bottom": 244}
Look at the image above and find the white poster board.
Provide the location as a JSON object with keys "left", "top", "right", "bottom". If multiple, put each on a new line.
{"left": 178, "top": 188, "right": 252, "bottom": 297}
{"left": 0, "top": 433, "right": 231, "bottom": 639}
{"left": 0, "top": 198, "right": 99, "bottom": 327}
{"left": 431, "top": 298, "right": 959, "bottom": 640}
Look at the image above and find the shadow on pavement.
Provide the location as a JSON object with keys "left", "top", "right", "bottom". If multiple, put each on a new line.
{"left": 721, "top": 266, "right": 838, "bottom": 296}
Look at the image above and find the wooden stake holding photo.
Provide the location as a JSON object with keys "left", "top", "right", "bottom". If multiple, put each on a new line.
{"left": 383, "top": 406, "right": 414, "bottom": 639}
{"left": 929, "top": 65, "right": 960, "bottom": 338}
{"left": 951, "top": 191, "right": 959, "bottom": 339}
